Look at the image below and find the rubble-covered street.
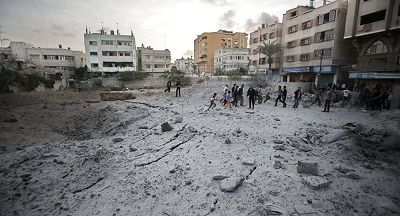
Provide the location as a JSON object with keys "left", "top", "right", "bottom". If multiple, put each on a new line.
{"left": 0, "top": 87, "right": 399, "bottom": 216}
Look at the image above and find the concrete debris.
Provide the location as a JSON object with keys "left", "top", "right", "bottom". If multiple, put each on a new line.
{"left": 274, "top": 118, "right": 280, "bottom": 121}
{"left": 248, "top": 203, "right": 289, "bottom": 216}
{"left": 242, "top": 158, "right": 255, "bottom": 166}
{"left": 294, "top": 204, "right": 317, "bottom": 214}
{"left": 187, "top": 126, "right": 197, "bottom": 133}
{"left": 375, "top": 196, "right": 400, "bottom": 213}
{"left": 175, "top": 116, "right": 183, "bottom": 123}
{"left": 161, "top": 122, "right": 174, "bottom": 132}
{"left": 344, "top": 171, "right": 361, "bottom": 180}
{"left": 297, "top": 161, "right": 318, "bottom": 175}
{"left": 220, "top": 177, "right": 244, "bottom": 192}
{"left": 212, "top": 174, "right": 229, "bottom": 180}
{"left": 273, "top": 139, "right": 284, "bottom": 144}
{"left": 323, "top": 129, "right": 350, "bottom": 144}
{"left": 236, "top": 127, "right": 242, "bottom": 133}
{"left": 301, "top": 176, "right": 330, "bottom": 190}
{"left": 225, "top": 138, "right": 232, "bottom": 144}
{"left": 129, "top": 145, "right": 138, "bottom": 152}
{"left": 334, "top": 163, "right": 352, "bottom": 174}
{"left": 298, "top": 145, "right": 313, "bottom": 152}
{"left": 245, "top": 110, "right": 254, "bottom": 114}
{"left": 274, "top": 160, "right": 283, "bottom": 169}
{"left": 112, "top": 138, "right": 123, "bottom": 143}
{"left": 273, "top": 144, "right": 285, "bottom": 150}
{"left": 138, "top": 125, "right": 148, "bottom": 129}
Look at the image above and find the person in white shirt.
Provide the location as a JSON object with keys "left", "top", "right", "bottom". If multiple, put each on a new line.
{"left": 342, "top": 88, "right": 350, "bottom": 107}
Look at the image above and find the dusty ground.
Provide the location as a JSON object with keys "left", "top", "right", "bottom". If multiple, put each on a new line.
{"left": 0, "top": 86, "right": 399, "bottom": 216}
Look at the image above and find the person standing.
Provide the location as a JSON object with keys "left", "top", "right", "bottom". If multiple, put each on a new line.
{"left": 342, "top": 88, "right": 350, "bottom": 107}
{"left": 176, "top": 78, "right": 181, "bottom": 97}
{"left": 293, "top": 87, "right": 302, "bottom": 110}
{"left": 282, "top": 86, "right": 287, "bottom": 107}
{"left": 208, "top": 93, "right": 217, "bottom": 110}
{"left": 322, "top": 88, "right": 332, "bottom": 112}
{"left": 233, "top": 85, "right": 239, "bottom": 107}
{"left": 238, "top": 84, "right": 244, "bottom": 106}
{"left": 263, "top": 87, "right": 271, "bottom": 103}
{"left": 274, "top": 86, "right": 284, "bottom": 106}
{"left": 165, "top": 78, "right": 172, "bottom": 92}
{"left": 247, "top": 86, "right": 256, "bottom": 110}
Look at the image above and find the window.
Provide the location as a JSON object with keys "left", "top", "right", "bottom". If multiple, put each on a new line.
{"left": 201, "top": 42, "right": 207, "bottom": 46}
{"left": 269, "top": 32, "right": 275, "bottom": 39}
{"left": 253, "top": 38, "right": 258, "bottom": 43}
{"left": 314, "top": 49, "right": 323, "bottom": 58}
{"left": 300, "top": 54, "right": 310, "bottom": 61}
{"left": 396, "top": 56, "right": 400, "bottom": 65}
{"left": 91, "top": 63, "right": 98, "bottom": 68}
{"left": 302, "top": 21, "right": 312, "bottom": 29}
{"left": 329, "top": 10, "right": 336, "bottom": 21}
{"left": 360, "top": 10, "right": 386, "bottom": 25}
{"left": 260, "top": 57, "right": 266, "bottom": 65}
{"left": 287, "top": 41, "right": 296, "bottom": 48}
{"left": 324, "top": 48, "right": 332, "bottom": 57}
{"left": 317, "top": 10, "right": 336, "bottom": 25}
{"left": 89, "top": 41, "right": 97, "bottom": 45}
{"left": 30, "top": 55, "right": 39, "bottom": 60}
{"left": 366, "top": 40, "right": 388, "bottom": 54}
{"left": 301, "top": 38, "right": 311, "bottom": 46}
{"left": 101, "top": 40, "right": 115, "bottom": 45}
{"left": 44, "top": 55, "right": 58, "bottom": 60}
{"left": 290, "top": 10, "right": 297, "bottom": 18}
{"left": 90, "top": 52, "right": 97, "bottom": 56}
{"left": 315, "top": 31, "right": 325, "bottom": 42}
{"left": 288, "top": 25, "right": 297, "bottom": 33}
{"left": 325, "top": 29, "right": 335, "bottom": 41}
{"left": 287, "top": 56, "right": 295, "bottom": 62}
{"left": 314, "top": 48, "right": 332, "bottom": 58}
{"left": 202, "top": 36, "right": 207, "bottom": 40}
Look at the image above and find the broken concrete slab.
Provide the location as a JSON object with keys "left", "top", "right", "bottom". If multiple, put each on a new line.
{"left": 294, "top": 204, "right": 317, "bottom": 214}
{"left": 274, "top": 160, "right": 283, "bottom": 169}
{"left": 334, "top": 163, "right": 352, "bottom": 174}
{"left": 220, "top": 177, "right": 244, "bottom": 192}
{"left": 322, "top": 129, "right": 350, "bottom": 144}
{"left": 273, "top": 144, "right": 285, "bottom": 150}
{"left": 297, "top": 161, "right": 318, "bottom": 175}
{"left": 161, "top": 122, "right": 174, "bottom": 132}
{"left": 242, "top": 158, "right": 255, "bottom": 166}
{"left": 187, "top": 126, "right": 197, "bottom": 133}
{"left": 175, "top": 116, "right": 183, "bottom": 123}
{"left": 112, "top": 137, "right": 123, "bottom": 143}
{"left": 212, "top": 174, "right": 229, "bottom": 180}
{"left": 344, "top": 171, "right": 361, "bottom": 180}
{"left": 298, "top": 145, "right": 313, "bottom": 152}
{"left": 273, "top": 139, "right": 284, "bottom": 144}
{"left": 301, "top": 176, "right": 331, "bottom": 190}
{"left": 138, "top": 125, "right": 148, "bottom": 129}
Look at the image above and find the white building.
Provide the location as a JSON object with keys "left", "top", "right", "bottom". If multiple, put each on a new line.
{"left": 214, "top": 48, "right": 250, "bottom": 73}
{"left": 137, "top": 45, "right": 171, "bottom": 78}
{"left": 173, "top": 57, "right": 194, "bottom": 76}
{"left": 84, "top": 28, "right": 137, "bottom": 77}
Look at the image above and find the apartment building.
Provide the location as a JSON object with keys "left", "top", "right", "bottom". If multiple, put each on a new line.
{"left": 213, "top": 47, "right": 250, "bottom": 73}
{"left": 249, "top": 22, "right": 283, "bottom": 81}
{"left": 84, "top": 28, "right": 137, "bottom": 77}
{"left": 194, "top": 30, "right": 248, "bottom": 76}
{"left": 281, "top": 0, "right": 357, "bottom": 87}
{"left": 137, "top": 45, "right": 171, "bottom": 78}
{"left": 2, "top": 41, "right": 85, "bottom": 78}
{"left": 172, "top": 57, "right": 194, "bottom": 76}
{"left": 344, "top": 0, "right": 400, "bottom": 87}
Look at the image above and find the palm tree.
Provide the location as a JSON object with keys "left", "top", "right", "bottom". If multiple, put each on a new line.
{"left": 257, "top": 41, "right": 283, "bottom": 71}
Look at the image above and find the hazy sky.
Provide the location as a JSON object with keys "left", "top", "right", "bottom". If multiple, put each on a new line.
{"left": 0, "top": 0, "right": 315, "bottom": 61}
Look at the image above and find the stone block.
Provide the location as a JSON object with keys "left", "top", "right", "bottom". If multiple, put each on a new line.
{"left": 220, "top": 177, "right": 244, "bottom": 192}
{"left": 301, "top": 176, "right": 330, "bottom": 190}
{"left": 297, "top": 161, "right": 318, "bottom": 175}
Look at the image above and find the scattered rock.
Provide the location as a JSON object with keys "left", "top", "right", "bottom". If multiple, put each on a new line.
{"left": 273, "top": 144, "right": 285, "bottom": 150}
{"left": 112, "top": 138, "right": 123, "bottom": 143}
{"left": 161, "top": 122, "right": 174, "bottom": 132}
{"left": 298, "top": 145, "right": 313, "bottom": 152}
{"left": 344, "top": 171, "right": 361, "bottom": 180}
{"left": 274, "top": 118, "right": 280, "bottom": 121}
{"left": 273, "top": 139, "right": 284, "bottom": 144}
{"left": 245, "top": 110, "right": 254, "bottom": 114}
{"left": 274, "top": 161, "right": 282, "bottom": 169}
{"left": 212, "top": 174, "right": 229, "bottom": 180}
{"left": 220, "top": 177, "right": 244, "bottom": 192}
{"left": 187, "top": 126, "right": 197, "bottom": 133}
{"left": 225, "top": 138, "right": 232, "bottom": 144}
{"left": 138, "top": 126, "right": 148, "bottom": 129}
{"left": 294, "top": 205, "right": 317, "bottom": 214}
{"left": 129, "top": 145, "right": 138, "bottom": 152}
{"left": 334, "top": 163, "right": 352, "bottom": 174}
{"left": 301, "top": 176, "right": 330, "bottom": 190}
{"left": 175, "top": 117, "right": 183, "bottom": 123}
{"left": 323, "top": 129, "right": 350, "bottom": 144}
{"left": 236, "top": 127, "right": 242, "bottom": 133}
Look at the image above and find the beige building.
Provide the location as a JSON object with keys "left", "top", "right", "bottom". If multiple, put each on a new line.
{"left": 194, "top": 30, "right": 248, "bottom": 76}
{"left": 344, "top": 0, "right": 400, "bottom": 88}
{"left": 172, "top": 57, "right": 194, "bottom": 76}
{"left": 249, "top": 22, "right": 283, "bottom": 80}
{"left": 137, "top": 45, "right": 171, "bottom": 78}
{"left": 213, "top": 48, "right": 250, "bottom": 74}
{"left": 281, "top": 0, "right": 357, "bottom": 87}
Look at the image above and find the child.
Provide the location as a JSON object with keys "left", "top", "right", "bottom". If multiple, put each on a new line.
{"left": 224, "top": 91, "right": 233, "bottom": 109}
{"left": 208, "top": 93, "right": 217, "bottom": 110}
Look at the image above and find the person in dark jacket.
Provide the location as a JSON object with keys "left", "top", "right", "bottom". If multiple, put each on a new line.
{"left": 282, "top": 86, "right": 287, "bottom": 107}
{"left": 275, "top": 86, "right": 284, "bottom": 106}
{"left": 176, "top": 78, "right": 181, "bottom": 97}
{"left": 293, "top": 87, "right": 302, "bottom": 109}
{"left": 247, "top": 86, "right": 256, "bottom": 110}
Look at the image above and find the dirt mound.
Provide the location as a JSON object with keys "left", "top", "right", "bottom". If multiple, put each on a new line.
{"left": 100, "top": 92, "right": 136, "bottom": 101}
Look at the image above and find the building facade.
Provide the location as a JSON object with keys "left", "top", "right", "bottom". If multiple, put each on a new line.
{"left": 137, "top": 46, "right": 171, "bottom": 78}
{"left": 84, "top": 28, "right": 137, "bottom": 77}
{"left": 172, "top": 57, "right": 194, "bottom": 76}
{"left": 344, "top": 0, "right": 400, "bottom": 87}
{"left": 280, "top": 0, "right": 357, "bottom": 87}
{"left": 194, "top": 30, "right": 248, "bottom": 76}
{"left": 249, "top": 22, "right": 283, "bottom": 81}
{"left": 213, "top": 48, "right": 250, "bottom": 73}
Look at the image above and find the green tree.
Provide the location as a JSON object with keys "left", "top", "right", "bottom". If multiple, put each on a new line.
{"left": 257, "top": 41, "right": 283, "bottom": 70}
{"left": 118, "top": 71, "right": 148, "bottom": 81}
{"left": 74, "top": 65, "right": 89, "bottom": 81}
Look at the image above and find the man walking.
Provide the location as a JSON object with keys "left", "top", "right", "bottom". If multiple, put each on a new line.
{"left": 311, "top": 88, "right": 322, "bottom": 106}
{"left": 165, "top": 78, "right": 172, "bottom": 92}
{"left": 238, "top": 84, "right": 244, "bottom": 106}
{"left": 322, "top": 88, "right": 332, "bottom": 112}
{"left": 247, "top": 86, "right": 256, "bottom": 110}
{"left": 282, "top": 86, "right": 287, "bottom": 107}
{"left": 293, "top": 87, "right": 302, "bottom": 110}
{"left": 342, "top": 88, "right": 350, "bottom": 107}
{"left": 275, "top": 86, "right": 284, "bottom": 106}
{"left": 176, "top": 78, "right": 181, "bottom": 97}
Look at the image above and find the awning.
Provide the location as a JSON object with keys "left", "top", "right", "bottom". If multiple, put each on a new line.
{"left": 349, "top": 71, "right": 400, "bottom": 79}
